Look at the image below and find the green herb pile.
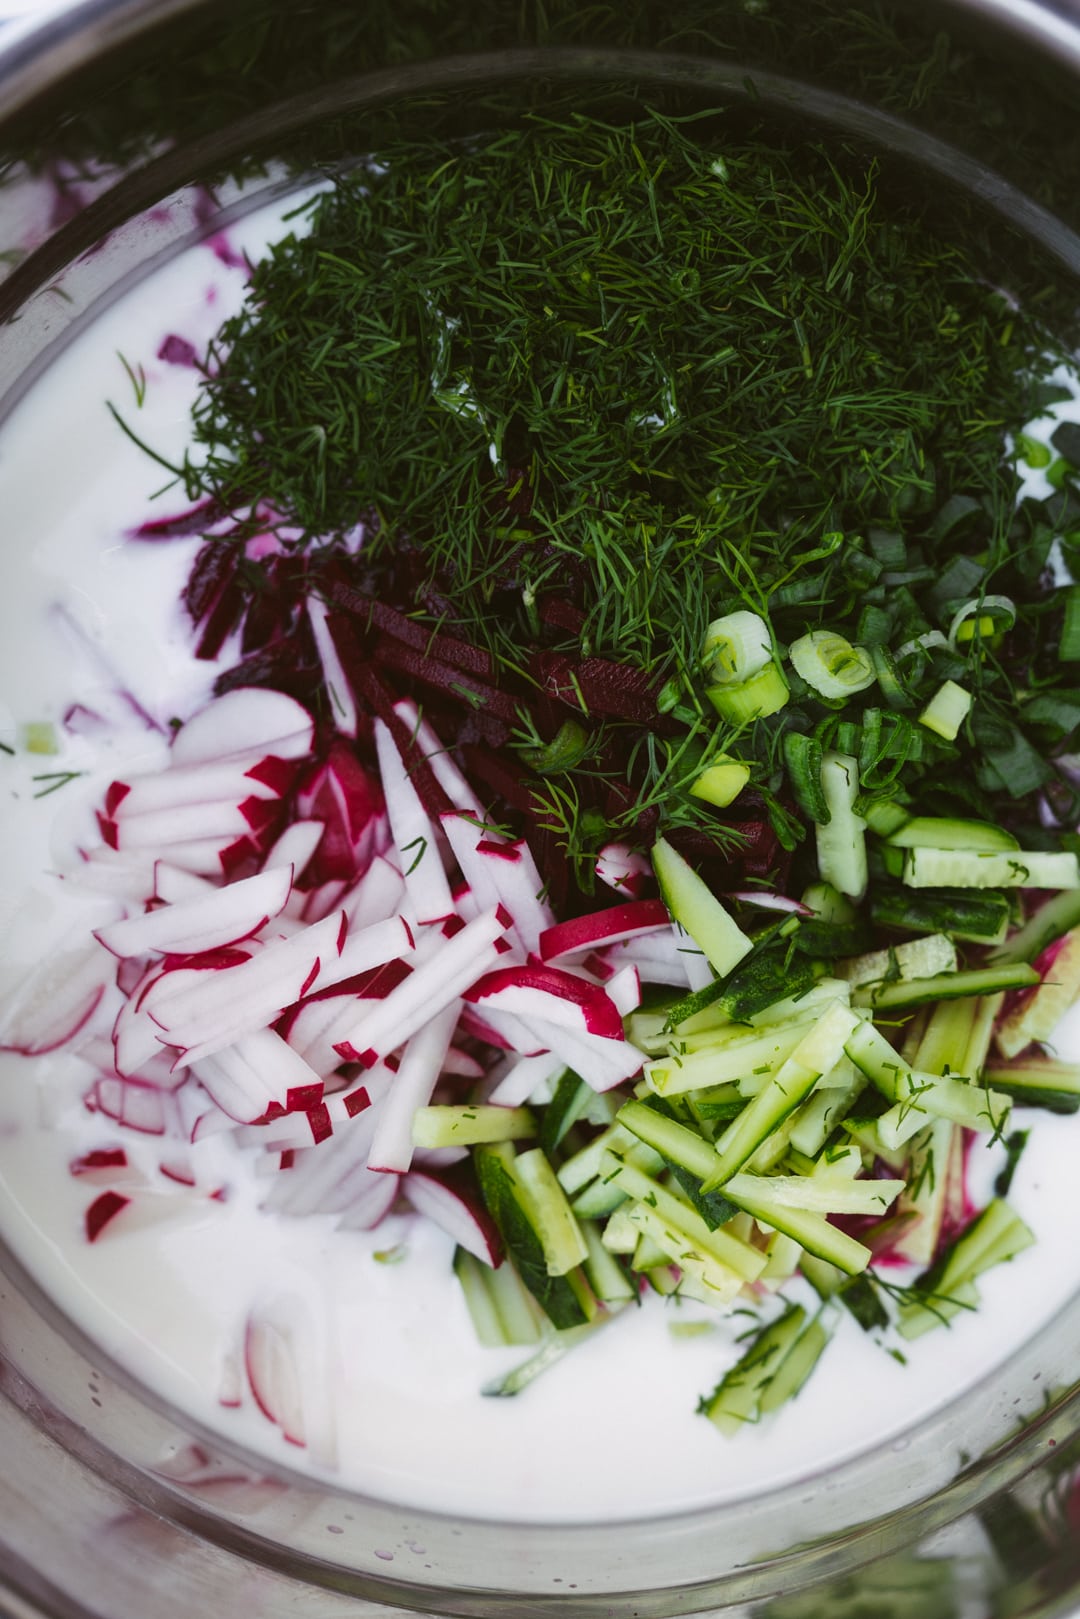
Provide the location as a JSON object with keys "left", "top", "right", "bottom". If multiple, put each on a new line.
{"left": 180, "top": 109, "right": 1080, "bottom": 879}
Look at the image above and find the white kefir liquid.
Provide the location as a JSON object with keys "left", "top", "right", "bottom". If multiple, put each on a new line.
{"left": 1, "top": 194, "right": 1080, "bottom": 1525}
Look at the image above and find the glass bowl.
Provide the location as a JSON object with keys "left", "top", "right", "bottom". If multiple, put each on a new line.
{"left": 2, "top": 3, "right": 1080, "bottom": 1615}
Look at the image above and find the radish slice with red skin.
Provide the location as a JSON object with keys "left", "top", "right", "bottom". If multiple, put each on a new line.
{"left": 464, "top": 963, "right": 624, "bottom": 1040}
{"left": 67, "top": 847, "right": 162, "bottom": 901}
{"left": 0, "top": 947, "right": 110, "bottom": 1056}
{"left": 106, "top": 757, "right": 290, "bottom": 820}
{"left": 261, "top": 1082, "right": 390, "bottom": 1216}
{"left": 442, "top": 1045, "right": 485, "bottom": 1080}
{"left": 487, "top": 1050, "right": 565, "bottom": 1107}
{"left": 70, "top": 1147, "right": 130, "bottom": 1178}
{"left": 595, "top": 842, "right": 651, "bottom": 898}
{"left": 293, "top": 745, "right": 387, "bottom": 886}
{"left": 149, "top": 910, "right": 381, "bottom": 1064}
{"left": 403, "top": 1167, "right": 502, "bottom": 1265}
{"left": 728, "top": 890, "right": 813, "bottom": 916}
{"left": 480, "top": 1003, "right": 644, "bottom": 1093}
{"left": 339, "top": 855, "right": 407, "bottom": 931}
{"left": 331, "top": 909, "right": 508, "bottom": 1067}
{"left": 262, "top": 820, "right": 325, "bottom": 883}
{"left": 366, "top": 1000, "right": 461, "bottom": 1173}
{"left": 307, "top": 595, "right": 359, "bottom": 736}
{"left": 95, "top": 866, "right": 294, "bottom": 960}
{"left": 102, "top": 799, "right": 265, "bottom": 852}
{"left": 604, "top": 964, "right": 642, "bottom": 1018}
{"left": 89, "top": 1075, "right": 172, "bottom": 1135}
{"left": 373, "top": 719, "right": 455, "bottom": 926}
{"left": 188, "top": 1028, "right": 327, "bottom": 1124}
{"left": 334, "top": 1170, "right": 401, "bottom": 1230}
{"left": 172, "top": 689, "right": 314, "bottom": 769}
{"left": 243, "top": 1304, "right": 309, "bottom": 1446}
{"left": 292, "top": 878, "right": 349, "bottom": 924}
{"left": 154, "top": 861, "right": 216, "bottom": 904}
{"left": 597, "top": 928, "right": 705, "bottom": 988}
{"left": 537, "top": 899, "right": 671, "bottom": 963}
{"left": 85, "top": 1190, "right": 131, "bottom": 1242}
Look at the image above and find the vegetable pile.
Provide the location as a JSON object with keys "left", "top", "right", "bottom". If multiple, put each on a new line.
{"left": 13, "top": 108, "right": 1080, "bottom": 1438}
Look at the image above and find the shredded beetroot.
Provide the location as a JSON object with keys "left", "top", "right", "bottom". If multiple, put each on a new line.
{"left": 538, "top": 596, "right": 587, "bottom": 634}
{"left": 185, "top": 538, "right": 241, "bottom": 622}
{"left": 534, "top": 651, "right": 677, "bottom": 730}
{"left": 330, "top": 581, "right": 495, "bottom": 679}
{"left": 372, "top": 637, "right": 520, "bottom": 724}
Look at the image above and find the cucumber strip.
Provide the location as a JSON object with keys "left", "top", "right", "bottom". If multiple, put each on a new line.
{"left": 513, "top": 1148, "right": 589, "bottom": 1275}
{"left": 600, "top": 1205, "right": 640, "bottom": 1254}
{"left": 984, "top": 1057, "right": 1080, "bottom": 1114}
{"left": 474, "top": 1145, "right": 589, "bottom": 1330}
{"left": 885, "top": 816, "right": 1020, "bottom": 852}
{"left": 721, "top": 1180, "right": 872, "bottom": 1274}
{"left": 453, "top": 1248, "right": 510, "bottom": 1347}
{"left": 892, "top": 1119, "right": 955, "bottom": 1267}
{"left": 707, "top": 1004, "right": 860, "bottom": 1187}
{"left": 486, "top": 1256, "right": 548, "bottom": 1345}
{"left": 617, "top": 1097, "right": 718, "bottom": 1181}
{"left": 788, "top": 1070, "right": 867, "bottom": 1158}
{"left": 801, "top": 881, "right": 857, "bottom": 923}
{"left": 837, "top": 932, "right": 957, "bottom": 989}
{"left": 851, "top": 962, "right": 1038, "bottom": 1011}
{"left": 482, "top": 1319, "right": 611, "bottom": 1398}
{"left": 644, "top": 1020, "right": 816, "bottom": 1098}
{"left": 624, "top": 1201, "right": 746, "bottom": 1306}
{"left": 861, "top": 799, "right": 911, "bottom": 839}
{"left": 876, "top": 1075, "right": 1011, "bottom": 1149}
{"left": 596, "top": 1151, "right": 766, "bottom": 1281}
{"left": 690, "top": 757, "right": 751, "bottom": 808}
{"left": 652, "top": 836, "right": 754, "bottom": 976}
{"left": 902, "top": 847, "right": 1080, "bottom": 890}
{"left": 914, "top": 995, "right": 978, "bottom": 1077}
{"left": 748, "top": 977, "right": 853, "bottom": 1027}
{"left": 556, "top": 1121, "right": 662, "bottom": 1196}
{"left": 580, "top": 1219, "right": 636, "bottom": 1303}
{"left": 724, "top": 1170, "right": 904, "bottom": 1218}
{"left": 815, "top": 752, "right": 868, "bottom": 900}
{"left": 570, "top": 1176, "right": 633, "bottom": 1219}
{"left": 698, "top": 1305, "right": 809, "bottom": 1434}
{"left": 961, "top": 992, "right": 1004, "bottom": 1079}
{"left": 871, "top": 885, "right": 1011, "bottom": 944}
{"left": 989, "top": 888, "right": 1080, "bottom": 965}
{"left": 539, "top": 1069, "right": 587, "bottom": 1155}
{"left": 412, "top": 1103, "right": 535, "bottom": 1148}
{"left": 898, "top": 1200, "right": 1034, "bottom": 1339}
{"left": 757, "top": 1314, "right": 830, "bottom": 1415}
{"left": 761, "top": 1231, "right": 803, "bottom": 1284}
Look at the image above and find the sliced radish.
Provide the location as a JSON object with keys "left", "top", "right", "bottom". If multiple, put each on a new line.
{"left": 604, "top": 963, "right": 642, "bottom": 1017}
{"left": 105, "top": 757, "right": 289, "bottom": 820}
{"left": 190, "top": 1028, "right": 326, "bottom": 1124}
{"left": 339, "top": 854, "right": 408, "bottom": 931}
{"left": 154, "top": 862, "right": 217, "bottom": 904}
{"left": 366, "top": 1000, "right": 461, "bottom": 1173}
{"left": 294, "top": 744, "right": 386, "bottom": 885}
{"left": 308, "top": 595, "right": 358, "bottom": 736}
{"left": 595, "top": 841, "right": 651, "bottom": 898}
{"left": 538, "top": 899, "right": 670, "bottom": 963}
{"left": 464, "top": 963, "right": 624, "bottom": 1040}
{"left": 397, "top": 702, "right": 485, "bottom": 817}
{"left": 172, "top": 688, "right": 314, "bottom": 768}
{"left": 89, "top": 1075, "right": 170, "bottom": 1135}
{"left": 331, "top": 908, "right": 508, "bottom": 1066}
{"left": 487, "top": 1049, "right": 564, "bottom": 1107}
{"left": 374, "top": 718, "right": 455, "bottom": 925}
{"left": 403, "top": 1167, "right": 502, "bottom": 1265}
{"left": 262, "top": 820, "right": 325, "bottom": 882}
{"left": 70, "top": 1147, "right": 130, "bottom": 1177}
{"left": 0, "top": 947, "right": 110, "bottom": 1056}
{"left": 85, "top": 1190, "right": 131, "bottom": 1242}
{"left": 244, "top": 1302, "right": 308, "bottom": 1446}
{"left": 95, "top": 866, "right": 293, "bottom": 959}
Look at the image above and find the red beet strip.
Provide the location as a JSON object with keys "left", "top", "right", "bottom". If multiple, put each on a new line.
{"left": 329, "top": 581, "right": 495, "bottom": 679}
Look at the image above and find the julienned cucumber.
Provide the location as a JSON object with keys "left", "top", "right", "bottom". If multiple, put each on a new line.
{"left": 902, "top": 848, "right": 1080, "bottom": 889}
{"left": 884, "top": 816, "right": 1020, "bottom": 852}
{"left": 815, "top": 752, "right": 868, "bottom": 900}
{"left": 897, "top": 1200, "right": 1034, "bottom": 1340}
{"left": 705, "top": 1003, "right": 860, "bottom": 1188}
{"left": 698, "top": 1305, "right": 830, "bottom": 1433}
{"left": 850, "top": 962, "right": 1038, "bottom": 1011}
{"left": 652, "top": 836, "right": 753, "bottom": 975}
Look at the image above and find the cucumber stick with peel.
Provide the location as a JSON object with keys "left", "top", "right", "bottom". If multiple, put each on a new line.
{"left": 652, "top": 836, "right": 753, "bottom": 974}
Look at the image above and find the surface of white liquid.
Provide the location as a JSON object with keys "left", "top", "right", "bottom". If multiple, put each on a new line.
{"left": 2, "top": 192, "right": 1080, "bottom": 1526}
